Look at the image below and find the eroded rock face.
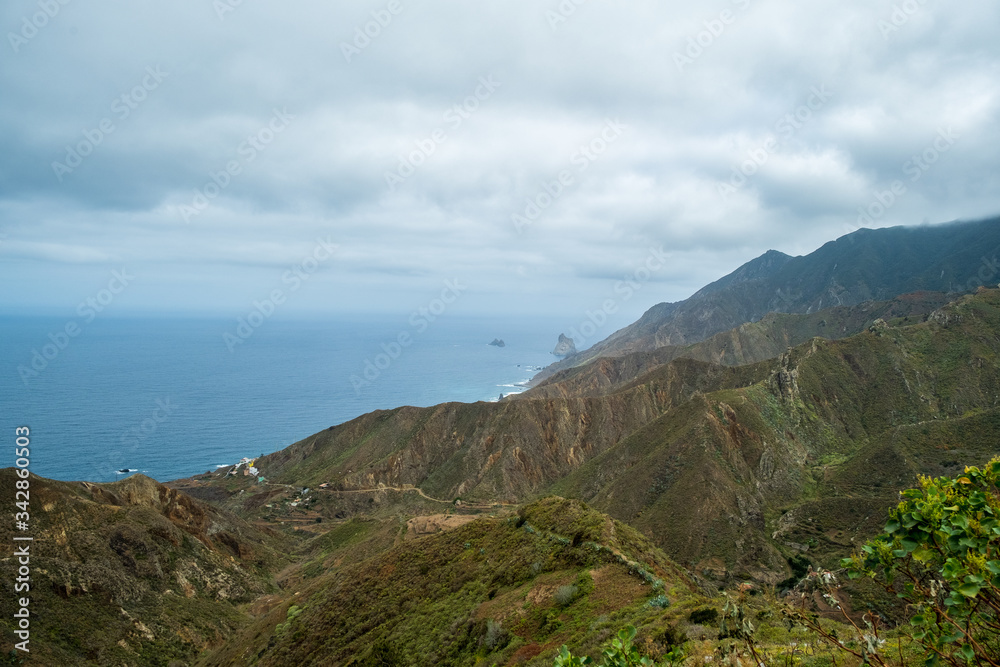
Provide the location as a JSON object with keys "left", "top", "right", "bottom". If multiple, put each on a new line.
{"left": 552, "top": 333, "right": 577, "bottom": 357}
{"left": 772, "top": 353, "right": 800, "bottom": 403}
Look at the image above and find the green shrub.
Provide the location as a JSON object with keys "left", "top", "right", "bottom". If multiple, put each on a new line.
{"left": 646, "top": 594, "right": 670, "bottom": 609}
{"left": 275, "top": 604, "right": 304, "bottom": 635}
{"left": 844, "top": 458, "right": 1000, "bottom": 666}
{"left": 483, "top": 618, "right": 508, "bottom": 651}
{"left": 554, "top": 584, "right": 579, "bottom": 607}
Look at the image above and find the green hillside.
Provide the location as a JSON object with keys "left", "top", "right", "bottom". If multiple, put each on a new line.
{"left": 0, "top": 473, "right": 289, "bottom": 665}
{"left": 551, "top": 288, "right": 1000, "bottom": 582}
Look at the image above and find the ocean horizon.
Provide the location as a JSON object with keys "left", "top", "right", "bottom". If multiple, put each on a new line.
{"left": 1, "top": 313, "right": 566, "bottom": 483}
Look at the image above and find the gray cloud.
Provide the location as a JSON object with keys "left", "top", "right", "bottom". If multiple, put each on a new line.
{"left": 1, "top": 0, "right": 999, "bottom": 322}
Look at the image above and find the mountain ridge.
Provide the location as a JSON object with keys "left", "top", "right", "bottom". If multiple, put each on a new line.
{"left": 175, "top": 287, "right": 1000, "bottom": 585}
{"left": 6, "top": 220, "right": 1000, "bottom": 664}
{"left": 521, "top": 291, "right": 955, "bottom": 400}
{"left": 534, "top": 217, "right": 1000, "bottom": 383}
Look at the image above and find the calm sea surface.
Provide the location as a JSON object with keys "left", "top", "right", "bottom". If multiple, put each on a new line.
{"left": 0, "top": 314, "right": 563, "bottom": 482}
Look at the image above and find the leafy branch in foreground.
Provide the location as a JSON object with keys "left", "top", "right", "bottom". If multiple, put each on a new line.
{"left": 553, "top": 625, "right": 684, "bottom": 667}
{"left": 842, "top": 458, "right": 1000, "bottom": 666}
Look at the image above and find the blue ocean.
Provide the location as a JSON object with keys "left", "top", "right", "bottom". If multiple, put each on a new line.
{"left": 0, "top": 314, "right": 563, "bottom": 483}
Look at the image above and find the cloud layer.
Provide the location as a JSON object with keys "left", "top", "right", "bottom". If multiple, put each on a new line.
{"left": 2, "top": 0, "right": 999, "bottom": 323}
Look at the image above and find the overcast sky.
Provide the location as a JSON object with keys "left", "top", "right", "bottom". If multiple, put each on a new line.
{"left": 2, "top": 0, "right": 999, "bottom": 325}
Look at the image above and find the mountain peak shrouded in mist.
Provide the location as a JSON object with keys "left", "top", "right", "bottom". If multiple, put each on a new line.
{"left": 539, "top": 217, "right": 1000, "bottom": 377}
{"left": 692, "top": 248, "right": 794, "bottom": 297}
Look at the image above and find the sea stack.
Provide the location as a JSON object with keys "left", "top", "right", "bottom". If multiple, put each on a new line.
{"left": 551, "top": 333, "right": 577, "bottom": 357}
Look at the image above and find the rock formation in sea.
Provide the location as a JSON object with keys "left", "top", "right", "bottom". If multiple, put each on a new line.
{"left": 551, "top": 333, "right": 577, "bottom": 357}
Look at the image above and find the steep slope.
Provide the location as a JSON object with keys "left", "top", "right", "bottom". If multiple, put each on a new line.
{"left": 201, "top": 359, "right": 766, "bottom": 515}
{"left": 539, "top": 217, "right": 1000, "bottom": 378}
{"left": 200, "top": 497, "right": 702, "bottom": 666}
{"left": 0, "top": 473, "right": 290, "bottom": 665}
{"left": 524, "top": 291, "right": 953, "bottom": 399}
{"left": 187, "top": 290, "right": 1000, "bottom": 590}
{"left": 551, "top": 288, "right": 1000, "bottom": 581}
